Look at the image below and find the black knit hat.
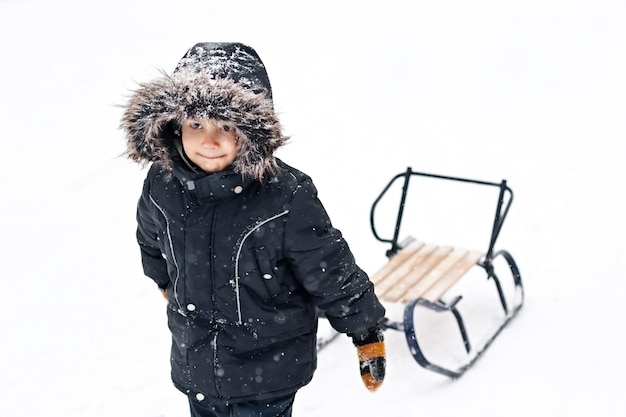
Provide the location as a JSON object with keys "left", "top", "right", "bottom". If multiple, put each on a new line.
{"left": 173, "top": 42, "right": 273, "bottom": 99}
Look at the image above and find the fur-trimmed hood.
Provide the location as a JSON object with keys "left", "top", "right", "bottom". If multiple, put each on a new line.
{"left": 120, "top": 42, "right": 287, "bottom": 180}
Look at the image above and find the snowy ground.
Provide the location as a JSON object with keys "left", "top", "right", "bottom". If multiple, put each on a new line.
{"left": 1, "top": 0, "right": 625, "bottom": 415}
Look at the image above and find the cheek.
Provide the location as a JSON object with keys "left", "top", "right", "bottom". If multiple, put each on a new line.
{"left": 229, "top": 138, "right": 239, "bottom": 156}
{"left": 228, "top": 146, "right": 239, "bottom": 162}
{"left": 181, "top": 139, "right": 192, "bottom": 156}
{"left": 181, "top": 134, "right": 196, "bottom": 151}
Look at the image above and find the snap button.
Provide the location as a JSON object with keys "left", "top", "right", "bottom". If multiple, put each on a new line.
{"left": 195, "top": 393, "right": 205, "bottom": 401}
{"left": 262, "top": 273, "right": 272, "bottom": 280}
{"left": 187, "top": 304, "right": 196, "bottom": 312}
{"left": 233, "top": 185, "right": 243, "bottom": 194}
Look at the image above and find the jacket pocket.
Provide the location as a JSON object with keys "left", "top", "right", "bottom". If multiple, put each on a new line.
{"left": 239, "top": 245, "right": 283, "bottom": 302}
{"left": 253, "top": 245, "right": 283, "bottom": 298}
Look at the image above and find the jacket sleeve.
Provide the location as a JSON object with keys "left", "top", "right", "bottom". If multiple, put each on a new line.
{"left": 136, "top": 170, "right": 170, "bottom": 289}
{"left": 284, "top": 177, "right": 386, "bottom": 336}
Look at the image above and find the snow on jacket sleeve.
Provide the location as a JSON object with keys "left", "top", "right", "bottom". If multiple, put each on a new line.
{"left": 136, "top": 168, "right": 170, "bottom": 289}
{"left": 284, "top": 177, "right": 386, "bottom": 336}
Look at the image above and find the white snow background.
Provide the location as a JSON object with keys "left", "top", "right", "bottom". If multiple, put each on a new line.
{"left": 1, "top": 0, "right": 625, "bottom": 415}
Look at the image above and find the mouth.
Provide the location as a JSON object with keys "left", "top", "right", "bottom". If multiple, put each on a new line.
{"left": 198, "top": 153, "right": 224, "bottom": 160}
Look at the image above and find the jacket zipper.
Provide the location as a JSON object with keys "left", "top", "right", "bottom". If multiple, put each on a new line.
{"left": 233, "top": 210, "right": 289, "bottom": 324}
{"left": 149, "top": 195, "right": 186, "bottom": 316}
{"left": 212, "top": 331, "right": 222, "bottom": 397}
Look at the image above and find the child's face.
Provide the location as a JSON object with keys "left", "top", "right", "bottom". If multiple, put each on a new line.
{"left": 181, "top": 118, "right": 238, "bottom": 173}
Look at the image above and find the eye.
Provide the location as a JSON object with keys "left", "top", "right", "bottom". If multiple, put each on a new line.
{"left": 220, "top": 123, "right": 232, "bottom": 132}
{"left": 189, "top": 121, "right": 202, "bottom": 130}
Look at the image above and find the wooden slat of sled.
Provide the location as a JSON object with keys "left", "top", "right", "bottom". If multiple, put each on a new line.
{"left": 381, "top": 245, "right": 453, "bottom": 303}
{"left": 369, "top": 240, "right": 424, "bottom": 286}
{"left": 372, "top": 242, "right": 439, "bottom": 300}
{"left": 420, "top": 249, "right": 484, "bottom": 302}
{"left": 371, "top": 241, "right": 484, "bottom": 304}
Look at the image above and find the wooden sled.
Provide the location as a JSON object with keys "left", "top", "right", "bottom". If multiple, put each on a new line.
{"left": 369, "top": 168, "right": 524, "bottom": 378}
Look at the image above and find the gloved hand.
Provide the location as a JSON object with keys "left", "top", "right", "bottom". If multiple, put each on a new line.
{"left": 352, "top": 325, "right": 386, "bottom": 391}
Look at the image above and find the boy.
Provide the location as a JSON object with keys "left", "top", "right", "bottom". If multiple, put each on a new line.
{"left": 121, "top": 42, "right": 386, "bottom": 417}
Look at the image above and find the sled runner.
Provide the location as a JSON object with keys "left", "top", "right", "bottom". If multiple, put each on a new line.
{"left": 369, "top": 167, "right": 524, "bottom": 378}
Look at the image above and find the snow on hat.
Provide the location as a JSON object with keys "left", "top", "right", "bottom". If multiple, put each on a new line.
{"left": 173, "top": 42, "right": 273, "bottom": 99}
{"left": 120, "top": 42, "right": 287, "bottom": 180}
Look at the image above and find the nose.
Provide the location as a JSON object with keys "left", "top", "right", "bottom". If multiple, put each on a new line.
{"left": 201, "top": 125, "right": 220, "bottom": 148}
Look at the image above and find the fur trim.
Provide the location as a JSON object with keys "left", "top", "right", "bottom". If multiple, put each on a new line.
{"left": 120, "top": 70, "right": 287, "bottom": 180}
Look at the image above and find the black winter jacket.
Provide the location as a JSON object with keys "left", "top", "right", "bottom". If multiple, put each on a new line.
{"left": 136, "top": 158, "right": 386, "bottom": 404}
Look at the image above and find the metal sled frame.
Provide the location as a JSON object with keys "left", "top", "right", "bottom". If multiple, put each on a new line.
{"left": 371, "top": 167, "right": 524, "bottom": 378}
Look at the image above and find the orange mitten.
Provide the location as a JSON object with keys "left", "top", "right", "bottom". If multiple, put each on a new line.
{"left": 352, "top": 326, "right": 386, "bottom": 391}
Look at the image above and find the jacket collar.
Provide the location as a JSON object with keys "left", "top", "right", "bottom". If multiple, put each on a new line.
{"left": 172, "top": 162, "right": 253, "bottom": 202}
